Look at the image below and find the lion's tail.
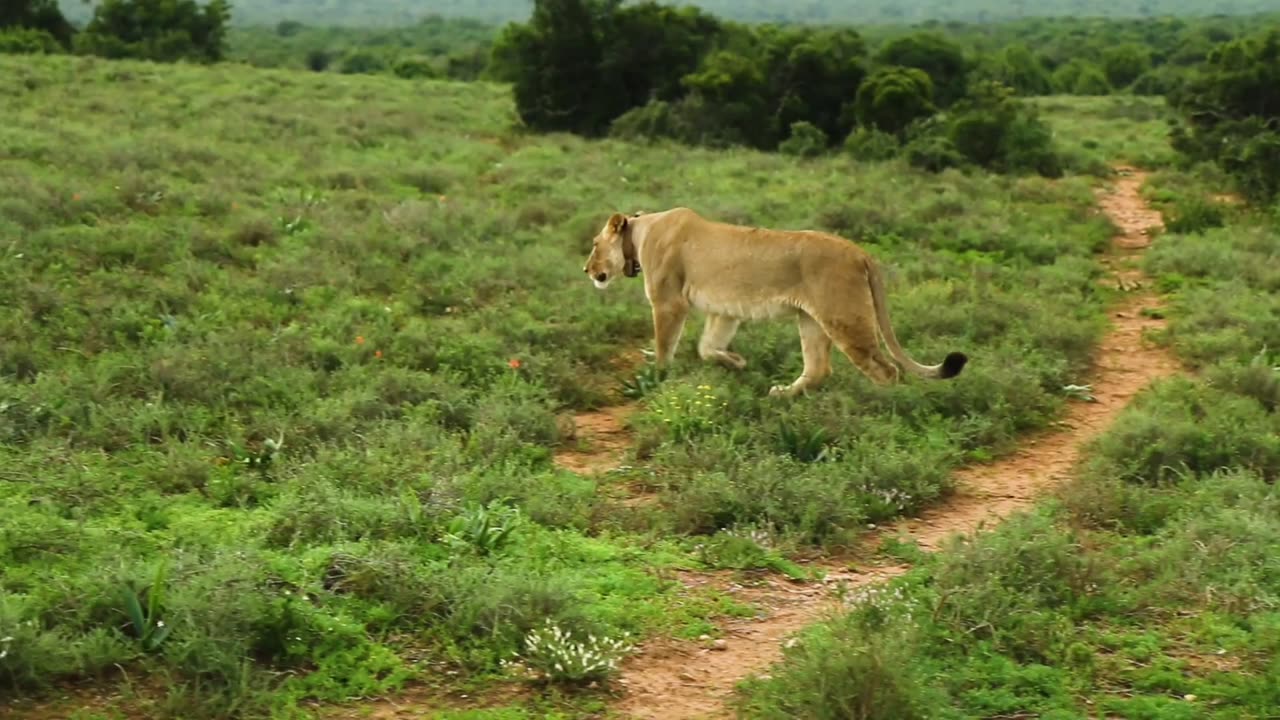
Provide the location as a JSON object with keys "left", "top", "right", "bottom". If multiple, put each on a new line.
{"left": 864, "top": 256, "right": 967, "bottom": 380}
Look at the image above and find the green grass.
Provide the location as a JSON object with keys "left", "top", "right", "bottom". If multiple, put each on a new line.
{"left": 1033, "top": 94, "right": 1179, "bottom": 172}
{"left": 0, "top": 56, "right": 1118, "bottom": 717}
{"left": 735, "top": 143, "right": 1280, "bottom": 719}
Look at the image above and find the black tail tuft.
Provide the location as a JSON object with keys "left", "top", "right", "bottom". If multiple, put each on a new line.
{"left": 940, "top": 352, "right": 968, "bottom": 379}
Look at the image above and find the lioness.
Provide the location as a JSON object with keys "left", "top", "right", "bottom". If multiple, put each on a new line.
{"left": 582, "top": 208, "right": 967, "bottom": 397}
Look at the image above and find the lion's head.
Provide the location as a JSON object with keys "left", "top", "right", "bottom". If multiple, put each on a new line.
{"left": 583, "top": 212, "right": 639, "bottom": 289}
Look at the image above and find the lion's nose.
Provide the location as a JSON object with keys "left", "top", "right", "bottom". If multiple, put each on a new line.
{"left": 595, "top": 273, "right": 608, "bottom": 283}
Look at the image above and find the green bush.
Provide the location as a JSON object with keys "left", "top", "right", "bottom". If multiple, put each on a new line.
{"left": 1083, "top": 378, "right": 1280, "bottom": 486}
{"left": 609, "top": 99, "right": 693, "bottom": 144}
{"left": 1102, "top": 43, "right": 1153, "bottom": 89}
{"left": 875, "top": 31, "right": 970, "bottom": 106}
{"left": 392, "top": 55, "right": 439, "bottom": 79}
{"left": 1144, "top": 222, "right": 1280, "bottom": 367}
{"left": 0, "top": 26, "right": 60, "bottom": 54}
{"left": 0, "top": 0, "right": 74, "bottom": 48}
{"left": 1129, "top": 70, "right": 1170, "bottom": 96}
{"left": 1052, "top": 59, "right": 1112, "bottom": 95}
{"left": 946, "top": 81, "right": 1064, "bottom": 177}
{"left": 76, "top": 0, "right": 230, "bottom": 63}
{"left": 778, "top": 121, "right": 829, "bottom": 157}
{"left": 854, "top": 66, "right": 936, "bottom": 136}
{"left": 1072, "top": 65, "right": 1113, "bottom": 96}
{"left": 904, "top": 130, "right": 964, "bottom": 172}
{"left": 305, "top": 48, "right": 331, "bottom": 71}
{"left": 986, "top": 43, "right": 1054, "bottom": 95}
{"left": 1169, "top": 30, "right": 1280, "bottom": 202}
{"left": 339, "top": 49, "right": 387, "bottom": 74}
{"left": 843, "top": 126, "right": 900, "bottom": 161}
{"left": 735, "top": 618, "right": 936, "bottom": 720}
{"left": 1164, "top": 196, "right": 1225, "bottom": 234}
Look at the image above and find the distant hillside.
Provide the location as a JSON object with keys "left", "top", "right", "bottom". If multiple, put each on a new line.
{"left": 58, "top": 0, "right": 1280, "bottom": 27}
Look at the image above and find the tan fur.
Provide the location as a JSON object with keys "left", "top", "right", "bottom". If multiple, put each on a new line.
{"left": 583, "top": 208, "right": 967, "bottom": 396}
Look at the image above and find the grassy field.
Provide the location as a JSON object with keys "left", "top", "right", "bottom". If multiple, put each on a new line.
{"left": 734, "top": 168, "right": 1280, "bottom": 717}
{"left": 1033, "top": 95, "right": 1178, "bottom": 171}
{"left": 0, "top": 53, "right": 1153, "bottom": 718}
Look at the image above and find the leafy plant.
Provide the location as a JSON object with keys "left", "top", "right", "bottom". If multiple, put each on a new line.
{"left": 621, "top": 362, "right": 668, "bottom": 399}
{"left": 120, "top": 562, "right": 173, "bottom": 653}
{"left": 228, "top": 434, "right": 284, "bottom": 473}
{"left": 776, "top": 419, "right": 835, "bottom": 463}
{"left": 444, "top": 499, "right": 523, "bottom": 555}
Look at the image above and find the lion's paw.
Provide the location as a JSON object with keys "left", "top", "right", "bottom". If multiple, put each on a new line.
{"left": 768, "top": 384, "right": 795, "bottom": 398}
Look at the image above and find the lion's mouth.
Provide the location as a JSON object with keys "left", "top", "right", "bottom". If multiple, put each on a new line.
{"left": 593, "top": 272, "right": 611, "bottom": 289}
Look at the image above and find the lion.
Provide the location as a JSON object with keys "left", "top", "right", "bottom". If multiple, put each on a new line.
{"left": 582, "top": 208, "right": 967, "bottom": 397}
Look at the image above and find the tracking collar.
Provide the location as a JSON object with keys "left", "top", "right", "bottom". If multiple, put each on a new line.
{"left": 622, "top": 211, "right": 643, "bottom": 277}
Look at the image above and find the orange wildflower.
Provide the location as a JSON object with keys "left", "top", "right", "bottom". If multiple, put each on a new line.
{"left": 375, "top": 350, "right": 383, "bottom": 359}
{"left": 508, "top": 358, "right": 522, "bottom": 369}
{"left": 72, "top": 193, "right": 82, "bottom": 201}
{"left": 355, "top": 335, "right": 365, "bottom": 345}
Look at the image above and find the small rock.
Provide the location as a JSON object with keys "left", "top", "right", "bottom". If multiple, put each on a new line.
{"left": 698, "top": 634, "right": 711, "bottom": 642}
{"left": 678, "top": 672, "right": 698, "bottom": 683}
{"left": 711, "top": 639, "right": 728, "bottom": 651}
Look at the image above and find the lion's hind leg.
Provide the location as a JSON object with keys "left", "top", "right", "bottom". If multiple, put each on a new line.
{"left": 769, "top": 313, "right": 833, "bottom": 398}
{"left": 698, "top": 314, "right": 747, "bottom": 370}
{"left": 824, "top": 312, "right": 899, "bottom": 386}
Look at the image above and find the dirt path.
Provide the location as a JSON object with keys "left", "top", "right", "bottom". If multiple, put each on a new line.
{"left": 553, "top": 403, "right": 637, "bottom": 475}
{"left": 608, "top": 166, "right": 1182, "bottom": 720}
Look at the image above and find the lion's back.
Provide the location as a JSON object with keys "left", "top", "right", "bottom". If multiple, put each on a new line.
{"left": 663, "top": 215, "right": 870, "bottom": 318}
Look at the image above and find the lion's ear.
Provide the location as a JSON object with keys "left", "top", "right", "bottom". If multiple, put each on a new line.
{"left": 607, "top": 212, "right": 628, "bottom": 233}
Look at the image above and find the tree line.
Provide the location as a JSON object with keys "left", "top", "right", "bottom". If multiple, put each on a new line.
{"left": 52, "top": 0, "right": 1280, "bottom": 27}
{"left": 6, "top": 0, "right": 1279, "bottom": 199}
{"left": 3, "top": 0, "right": 230, "bottom": 61}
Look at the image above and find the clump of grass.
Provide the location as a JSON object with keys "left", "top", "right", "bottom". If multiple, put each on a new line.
{"left": 1081, "top": 377, "right": 1280, "bottom": 485}
{"left": 734, "top": 617, "right": 936, "bottom": 720}
{"left": 510, "top": 620, "right": 631, "bottom": 685}
{"left": 1163, "top": 196, "right": 1226, "bottom": 235}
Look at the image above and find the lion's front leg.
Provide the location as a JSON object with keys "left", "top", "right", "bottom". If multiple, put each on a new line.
{"left": 650, "top": 300, "right": 689, "bottom": 366}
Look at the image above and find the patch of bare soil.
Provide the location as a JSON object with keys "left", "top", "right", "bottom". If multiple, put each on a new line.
{"left": 552, "top": 349, "right": 649, "bottom": 477}
{"left": 611, "top": 565, "right": 909, "bottom": 720}
{"left": 553, "top": 403, "right": 637, "bottom": 476}
{"left": 607, "top": 166, "right": 1183, "bottom": 719}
